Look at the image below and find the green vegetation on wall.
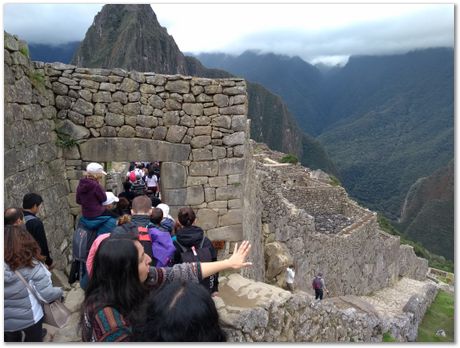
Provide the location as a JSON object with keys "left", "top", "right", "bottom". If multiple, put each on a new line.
{"left": 417, "top": 290, "right": 454, "bottom": 342}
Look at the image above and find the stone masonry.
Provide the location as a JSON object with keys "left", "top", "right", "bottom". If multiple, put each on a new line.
{"left": 4, "top": 32, "right": 248, "bottom": 267}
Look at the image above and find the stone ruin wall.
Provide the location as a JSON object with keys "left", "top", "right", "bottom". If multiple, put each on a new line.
{"left": 4, "top": 32, "right": 249, "bottom": 267}
{"left": 216, "top": 273, "right": 437, "bottom": 342}
{"left": 4, "top": 33, "right": 75, "bottom": 269}
{"left": 254, "top": 157, "right": 428, "bottom": 297}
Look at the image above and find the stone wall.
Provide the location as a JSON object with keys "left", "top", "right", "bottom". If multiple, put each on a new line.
{"left": 4, "top": 32, "right": 250, "bottom": 266}
{"left": 4, "top": 32, "right": 74, "bottom": 268}
{"left": 216, "top": 274, "right": 438, "bottom": 342}
{"left": 252, "top": 145, "right": 428, "bottom": 296}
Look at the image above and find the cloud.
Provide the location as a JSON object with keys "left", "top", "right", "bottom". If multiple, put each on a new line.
{"left": 3, "top": 4, "right": 103, "bottom": 45}
{"left": 209, "top": 6, "right": 453, "bottom": 64}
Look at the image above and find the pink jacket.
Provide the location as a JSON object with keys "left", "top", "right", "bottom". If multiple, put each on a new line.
{"left": 86, "top": 233, "right": 110, "bottom": 277}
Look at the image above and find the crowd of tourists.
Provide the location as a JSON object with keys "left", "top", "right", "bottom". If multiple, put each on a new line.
{"left": 4, "top": 162, "right": 252, "bottom": 342}
{"left": 4, "top": 161, "right": 331, "bottom": 342}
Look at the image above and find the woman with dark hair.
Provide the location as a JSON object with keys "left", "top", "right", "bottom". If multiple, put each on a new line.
{"left": 133, "top": 281, "right": 226, "bottom": 342}
{"left": 81, "top": 237, "right": 251, "bottom": 342}
{"left": 4, "top": 225, "right": 63, "bottom": 342}
{"left": 173, "top": 207, "right": 219, "bottom": 296}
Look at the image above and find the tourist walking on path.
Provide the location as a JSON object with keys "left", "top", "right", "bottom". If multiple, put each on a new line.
{"left": 22, "top": 193, "right": 54, "bottom": 269}
{"left": 4, "top": 225, "right": 63, "bottom": 342}
{"left": 173, "top": 207, "right": 219, "bottom": 296}
{"left": 76, "top": 162, "right": 107, "bottom": 219}
{"left": 81, "top": 236, "right": 252, "bottom": 342}
{"left": 285, "top": 264, "right": 295, "bottom": 292}
{"left": 312, "top": 272, "right": 329, "bottom": 300}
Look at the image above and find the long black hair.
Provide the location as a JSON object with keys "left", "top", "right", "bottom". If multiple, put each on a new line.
{"left": 133, "top": 281, "right": 226, "bottom": 342}
{"left": 80, "top": 238, "right": 148, "bottom": 339}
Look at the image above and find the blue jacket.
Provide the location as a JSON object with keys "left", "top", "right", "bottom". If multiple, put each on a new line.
{"left": 79, "top": 215, "right": 117, "bottom": 236}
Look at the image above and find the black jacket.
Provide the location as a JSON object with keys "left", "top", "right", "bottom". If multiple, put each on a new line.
{"left": 24, "top": 211, "right": 53, "bottom": 266}
{"left": 173, "top": 225, "right": 218, "bottom": 293}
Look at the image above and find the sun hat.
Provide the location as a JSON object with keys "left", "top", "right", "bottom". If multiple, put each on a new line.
{"left": 102, "top": 192, "right": 119, "bottom": 206}
{"left": 86, "top": 162, "right": 107, "bottom": 175}
{"left": 157, "top": 203, "right": 173, "bottom": 220}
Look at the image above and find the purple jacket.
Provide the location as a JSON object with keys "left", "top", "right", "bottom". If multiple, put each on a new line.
{"left": 76, "top": 178, "right": 107, "bottom": 218}
{"left": 149, "top": 227, "right": 176, "bottom": 267}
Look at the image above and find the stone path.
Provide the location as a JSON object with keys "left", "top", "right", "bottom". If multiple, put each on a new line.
{"left": 358, "top": 277, "right": 433, "bottom": 318}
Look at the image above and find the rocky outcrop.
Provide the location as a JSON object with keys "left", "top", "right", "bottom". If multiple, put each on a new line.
{"left": 71, "top": 4, "right": 188, "bottom": 74}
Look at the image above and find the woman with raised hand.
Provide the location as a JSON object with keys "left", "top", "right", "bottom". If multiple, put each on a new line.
{"left": 4, "top": 225, "right": 63, "bottom": 342}
{"left": 81, "top": 237, "right": 251, "bottom": 342}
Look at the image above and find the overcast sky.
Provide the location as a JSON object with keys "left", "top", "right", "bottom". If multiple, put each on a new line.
{"left": 2, "top": 2, "right": 454, "bottom": 66}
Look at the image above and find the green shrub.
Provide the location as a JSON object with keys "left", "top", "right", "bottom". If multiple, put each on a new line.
{"left": 56, "top": 132, "right": 79, "bottom": 149}
{"left": 19, "top": 45, "right": 29, "bottom": 57}
{"left": 280, "top": 154, "right": 298, "bottom": 164}
{"left": 28, "top": 70, "right": 46, "bottom": 94}
{"left": 382, "top": 332, "right": 396, "bottom": 342}
{"left": 329, "top": 175, "right": 341, "bottom": 186}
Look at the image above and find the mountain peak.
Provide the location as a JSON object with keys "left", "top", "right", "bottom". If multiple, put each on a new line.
{"left": 71, "top": 4, "right": 187, "bottom": 74}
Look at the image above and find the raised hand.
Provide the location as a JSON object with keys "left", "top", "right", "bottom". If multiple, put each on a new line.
{"left": 227, "top": 241, "right": 252, "bottom": 269}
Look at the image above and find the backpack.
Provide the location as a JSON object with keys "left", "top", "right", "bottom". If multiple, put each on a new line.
{"left": 175, "top": 236, "right": 215, "bottom": 293}
{"left": 24, "top": 214, "right": 38, "bottom": 223}
{"left": 136, "top": 226, "right": 154, "bottom": 260}
{"left": 149, "top": 227, "right": 175, "bottom": 267}
{"left": 72, "top": 223, "right": 98, "bottom": 263}
{"left": 312, "top": 277, "right": 322, "bottom": 290}
{"left": 129, "top": 170, "right": 136, "bottom": 182}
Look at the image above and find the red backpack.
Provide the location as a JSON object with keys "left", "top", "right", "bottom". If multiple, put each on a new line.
{"left": 129, "top": 171, "right": 136, "bottom": 182}
{"left": 312, "top": 277, "right": 322, "bottom": 290}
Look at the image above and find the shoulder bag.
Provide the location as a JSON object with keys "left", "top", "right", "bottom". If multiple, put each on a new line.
{"left": 14, "top": 270, "right": 71, "bottom": 328}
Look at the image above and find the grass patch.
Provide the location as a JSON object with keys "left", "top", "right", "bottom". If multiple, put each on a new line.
{"left": 56, "top": 132, "right": 79, "bottom": 149}
{"left": 19, "top": 45, "right": 29, "bottom": 57}
{"left": 382, "top": 332, "right": 396, "bottom": 342}
{"left": 28, "top": 70, "right": 46, "bottom": 94}
{"left": 417, "top": 290, "right": 454, "bottom": 342}
{"left": 280, "top": 154, "right": 298, "bottom": 164}
{"left": 329, "top": 175, "right": 341, "bottom": 186}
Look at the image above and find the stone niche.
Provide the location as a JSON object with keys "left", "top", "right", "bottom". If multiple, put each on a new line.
{"left": 43, "top": 63, "right": 250, "bottom": 256}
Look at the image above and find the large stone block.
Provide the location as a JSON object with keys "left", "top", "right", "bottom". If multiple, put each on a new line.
{"left": 212, "top": 116, "right": 231, "bottom": 129}
{"left": 223, "top": 132, "right": 245, "bottom": 146}
{"left": 187, "top": 176, "right": 208, "bottom": 186}
{"left": 219, "top": 158, "right": 245, "bottom": 176}
{"left": 161, "top": 162, "right": 186, "bottom": 189}
{"left": 72, "top": 98, "right": 93, "bottom": 116}
{"left": 166, "top": 125, "right": 187, "bottom": 143}
{"left": 162, "top": 188, "right": 187, "bottom": 206}
{"left": 189, "top": 161, "right": 218, "bottom": 177}
{"left": 79, "top": 138, "right": 190, "bottom": 162}
{"left": 183, "top": 103, "right": 203, "bottom": 116}
{"left": 220, "top": 105, "right": 246, "bottom": 115}
{"left": 165, "top": 80, "right": 190, "bottom": 93}
{"left": 216, "top": 185, "right": 242, "bottom": 200}
{"left": 209, "top": 176, "right": 227, "bottom": 187}
{"left": 192, "top": 148, "right": 213, "bottom": 161}
{"left": 191, "top": 135, "right": 211, "bottom": 148}
{"left": 219, "top": 209, "right": 243, "bottom": 227}
{"left": 207, "top": 225, "right": 243, "bottom": 241}
{"left": 56, "top": 120, "right": 90, "bottom": 140}
{"left": 186, "top": 186, "right": 205, "bottom": 205}
{"left": 196, "top": 208, "right": 219, "bottom": 230}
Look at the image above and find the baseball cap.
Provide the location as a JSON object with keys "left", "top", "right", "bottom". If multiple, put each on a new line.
{"left": 86, "top": 162, "right": 107, "bottom": 175}
{"left": 103, "top": 192, "right": 119, "bottom": 206}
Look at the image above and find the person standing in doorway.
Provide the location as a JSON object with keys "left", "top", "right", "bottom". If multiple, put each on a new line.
{"left": 312, "top": 272, "right": 329, "bottom": 300}
{"left": 22, "top": 193, "right": 54, "bottom": 269}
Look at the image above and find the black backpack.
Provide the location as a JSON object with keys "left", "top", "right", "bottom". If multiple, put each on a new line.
{"left": 175, "top": 236, "right": 215, "bottom": 293}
